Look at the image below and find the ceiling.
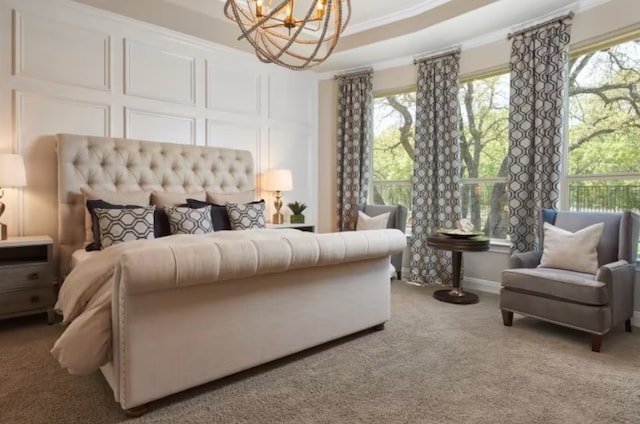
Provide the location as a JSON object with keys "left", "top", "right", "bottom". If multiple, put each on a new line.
{"left": 74, "top": 0, "right": 610, "bottom": 73}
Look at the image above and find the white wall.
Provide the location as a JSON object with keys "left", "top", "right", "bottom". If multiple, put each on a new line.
{"left": 317, "top": 0, "right": 640, "bottom": 318}
{"left": 0, "top": 0, "right": 319, "bottom": 250}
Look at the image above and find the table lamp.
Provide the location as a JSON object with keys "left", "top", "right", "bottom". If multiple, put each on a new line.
{"left": 262, "top": 168, "right": 293, "bottom": 224}
{"left": 0, "top": 154, "right": 27, "bottom": 240}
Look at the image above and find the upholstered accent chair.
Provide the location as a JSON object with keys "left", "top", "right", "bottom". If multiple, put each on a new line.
{"left": 500, "top": 210, "right": 640, "bottom": 352}
{"left": 356, "top": 204, "right": 408, "bottom": 280}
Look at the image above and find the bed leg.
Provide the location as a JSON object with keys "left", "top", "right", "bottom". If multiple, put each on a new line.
{"left": 372, "top": 323, "right": 385, "bottom": 331}
{"left": 124, "top": 404, "right": 149, "bottom": 418}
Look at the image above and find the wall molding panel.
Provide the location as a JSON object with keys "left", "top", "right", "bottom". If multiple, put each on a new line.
{"left": 124, "top": 39, "right": 197, "bottom": 106}
{"left": 14, "top": 90, "right": 111, "bottom": 236}
{"left": 0, "top": 0, "right": 319, "bottom": 249}
{"left": 206, "top": 60, "right": 261, "bottom": 116}
{"left": 125, "top": 107, "right": 196, "bottom": 145}
{"left": 12, "top": 9, "right": 111, "bottom": 91}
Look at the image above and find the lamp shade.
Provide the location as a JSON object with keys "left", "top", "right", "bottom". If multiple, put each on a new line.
{"left": 262, "top": 169, "right": 293, "bottom": 192}
{"left": 0, "top": 154, "right": 27, "bottom": 188}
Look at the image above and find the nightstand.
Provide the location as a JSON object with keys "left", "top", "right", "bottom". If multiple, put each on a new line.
{"left": 0, "top": 236, "right": 55, "bottom": 324}
{"left": 267, "top": 223, "right": 316, "bottom": 232}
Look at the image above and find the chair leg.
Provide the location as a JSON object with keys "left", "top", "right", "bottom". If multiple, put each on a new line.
{"left": 501, "top": 310, "right": 513, "bottom": 326}
{"left": 591, "top": 334, "right": 603, "bottom": 352}
{"left": 625, "top": 319, "right": 632, "bottom": 332}
{"left": 397, "top": 270, "right": 402, "bottom": 280}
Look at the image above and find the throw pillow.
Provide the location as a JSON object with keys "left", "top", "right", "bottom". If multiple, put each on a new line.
{"left": 356, "top": 211, "right": 390, "bottom": 231}
{"left": 151, "top": 192, "right": 206, "bottom": 237}
{"left": 85, "top": 199, "right": 143, "bottom": 251}
{"left": 93, "top": 206, "right": 155, "bottom": 249}
{"left": 80, "top": 188, "right": 152, "bottom": 247}
{"left": 151, "top": 191, "right": 206, "bottom": 207}
{"left": 186, "top": 198, "right": 232, "bottom": 231}
{"left": 539, "top": 222, "right": 605, "bottom": 274}
{"left": 164, "top": 206, "right": 214, "bottom": 235}
{"left": 206, "top": 190, "right": 255, "bottom": 205}
{"left": 225, "top": 200, "right": 266, "bottom": 230}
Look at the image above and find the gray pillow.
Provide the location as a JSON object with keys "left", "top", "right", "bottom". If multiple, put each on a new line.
{"left": 539, "top": 222, "right": 604, "bottom": 274}
{"left": 225, "top": 200, "right": 266, "bottom": 230}
{"left": 93, "top": 206, "right": 155, "bottom": 249}
{"left": 164, "top": 206, "right": 214, "bottom": 235}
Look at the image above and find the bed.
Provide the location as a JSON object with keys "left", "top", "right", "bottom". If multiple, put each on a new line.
{"left": 52, "top": 133, "right": 406, "bottom": 415}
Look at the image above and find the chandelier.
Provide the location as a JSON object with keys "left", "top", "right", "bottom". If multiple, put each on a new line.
{"left": 224, "top": 0, "right": 351, "bottom": 71}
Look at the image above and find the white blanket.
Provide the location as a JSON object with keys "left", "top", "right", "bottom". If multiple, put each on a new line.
{"left": 51, "top": 228, "right": 407, "bottom": 375}
{"left": 51, "top": 230, "right": 305, "bottom": 375}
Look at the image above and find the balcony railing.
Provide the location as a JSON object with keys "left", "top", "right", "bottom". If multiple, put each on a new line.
{"left": 372, "top": 180, "right": 640, "bottom": 238}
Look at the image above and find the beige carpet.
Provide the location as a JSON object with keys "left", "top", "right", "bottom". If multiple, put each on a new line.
{"left": 1, "top": 282, "right": 639, "bottom": 424}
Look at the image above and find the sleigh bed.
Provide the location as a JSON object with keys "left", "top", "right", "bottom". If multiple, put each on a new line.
{"left": 52, "top": 133, "right": 406, "bottom": 415}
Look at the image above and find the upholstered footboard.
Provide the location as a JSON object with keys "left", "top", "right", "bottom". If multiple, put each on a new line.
{"left": 101, "top": 256, "right": 392, "bottom": 411}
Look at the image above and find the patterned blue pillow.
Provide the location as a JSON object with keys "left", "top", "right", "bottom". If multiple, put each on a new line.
{"left": 225, "top": 200, "right": 266, "bottom": 230}
{"left": 164, "top": 206, "right": 214, "bottom": 235}
{"left": 93, "top": 206, "right": 155, "bottom": 249}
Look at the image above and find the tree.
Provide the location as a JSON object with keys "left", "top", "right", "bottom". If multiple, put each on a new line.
{"left": 373, "top": 38, "right": 640, "bottom": 235}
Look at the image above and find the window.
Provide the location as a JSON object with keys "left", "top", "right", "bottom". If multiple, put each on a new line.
{"left": 565, "top": 37, "right": 640, "bottom": 212}
{"left": 370, "top": 36, "right": 640, "bottom": 240}
{"left": 371, "top": 92, "right": 416, "bottom": 229}
{"left": 458, "top": 73, "right": 510, "bottom": 240}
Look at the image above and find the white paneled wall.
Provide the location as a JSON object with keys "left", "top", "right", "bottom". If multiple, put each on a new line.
{"left": 0, "top": 0, "right": 319, "bottom": 245}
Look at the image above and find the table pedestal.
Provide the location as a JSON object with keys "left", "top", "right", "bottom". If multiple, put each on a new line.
{"left": 432, "top": 251, "right": 479, "bottom": 304}
{"left": 426, "top": 233, "right": 490, "bottom": 305}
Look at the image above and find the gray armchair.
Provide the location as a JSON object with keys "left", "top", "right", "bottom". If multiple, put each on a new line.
{"left": 356, "top": 204, "right": 408, "bottom": 280}
{"left": 500, "top": 209, "right": 640, "bottom": 352}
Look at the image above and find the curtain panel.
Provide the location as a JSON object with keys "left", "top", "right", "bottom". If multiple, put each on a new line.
{"left": 336, "top": 70, "right": 373, "bottom": 231}
{"left": 507, "top": 17, "right": 572, "bottom": 253}
{"left": 409, "top": 51, "right": 462, "bottom": 285}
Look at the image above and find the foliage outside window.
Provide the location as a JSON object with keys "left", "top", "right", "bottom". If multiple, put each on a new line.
{"left": 459, "top": 73, "right": 510, "bottom": 240}
{"left": 371, "top": 92, "right": 415, "bottom": 230}
{"left": 370, "top": 35, "right": 640, "bottom": 239}
{"left": 566, "top": 37, "right": 640, "bottom": 212}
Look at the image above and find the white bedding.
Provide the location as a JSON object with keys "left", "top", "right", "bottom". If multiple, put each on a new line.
{"left": 70, "top": 249, "right": 97, "bottom": 269}
{"left": 53, "top": 229, "right": 304, "bottom": 375}
{"left": 51, "top": 228, "right": 406, "bottom": 376}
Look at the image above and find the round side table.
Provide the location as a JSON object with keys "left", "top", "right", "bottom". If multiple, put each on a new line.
{"left": 426, "top": 232, "right": 490, "bottom": 304}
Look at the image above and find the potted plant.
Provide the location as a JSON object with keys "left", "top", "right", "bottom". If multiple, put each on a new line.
{"left": 288, "top": 201, "right": 307, "bottom": 224}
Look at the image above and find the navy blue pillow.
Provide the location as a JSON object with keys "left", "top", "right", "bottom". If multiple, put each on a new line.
{"left": 542, "top": 209, "right": 558, "bottom": 225}
{"left": 186, "top": 199, "right": 232, "bottom": 231}
{"left": 85, "top": 199, "right": 143, "bottom": 251}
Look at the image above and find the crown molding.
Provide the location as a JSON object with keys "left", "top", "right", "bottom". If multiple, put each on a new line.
{"left": 317, "top": 0, "right": 615, "bottom": 78}
{"left": 342, "top": 0, "right": 454, "bottom": 36}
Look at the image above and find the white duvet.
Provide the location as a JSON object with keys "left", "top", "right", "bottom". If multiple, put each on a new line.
{"left": 51, "top": 229, "right": 306, "bottom": 375}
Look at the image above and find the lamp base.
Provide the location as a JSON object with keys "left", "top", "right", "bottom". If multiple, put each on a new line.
{"left": 272, "top": 213, "right": 284, "bottom": 225}
{"left": 0, "top": 223, "right": 6, "bottom": 240}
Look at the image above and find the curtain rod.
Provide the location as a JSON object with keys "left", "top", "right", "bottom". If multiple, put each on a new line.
{"left": 413, "top": 48, "right": 461, "bottom": 65}
{"left": 508, "top": 11, "right": 574, "bottom": 40}
{"left": 334, "top": 67, "right": 373, "bottom": 80}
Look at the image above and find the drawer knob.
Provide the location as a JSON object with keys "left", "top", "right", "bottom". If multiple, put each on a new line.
{"left": 27, "top": 272, "right": 39, "bottom": 280}
{"left": 30, "top": 295, "right": 40, "bottom": 303}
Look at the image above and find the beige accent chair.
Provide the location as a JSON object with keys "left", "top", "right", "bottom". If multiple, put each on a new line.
{"left": 500, "top": 210, "right": 640, "bottom": 352}
{"left": 356, "top": 204, "right": 408, "bottom": 280}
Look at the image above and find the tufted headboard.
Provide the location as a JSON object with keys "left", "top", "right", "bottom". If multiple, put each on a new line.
{"left": 56, "top": 133, "right": 255, "bottom": 278}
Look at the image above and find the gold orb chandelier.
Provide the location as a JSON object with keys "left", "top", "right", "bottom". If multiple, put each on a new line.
{"left": 224, "top": 0, "right": 351, "bottom": 71}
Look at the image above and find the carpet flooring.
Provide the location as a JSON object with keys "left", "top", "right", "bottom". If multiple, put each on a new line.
{"left": 1, "top": 281, "right": 640, "bottom": 424}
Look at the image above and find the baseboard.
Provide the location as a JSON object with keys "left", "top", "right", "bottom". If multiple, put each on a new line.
{"left": 463, "top": 277, "right": 501, "bottom": 295}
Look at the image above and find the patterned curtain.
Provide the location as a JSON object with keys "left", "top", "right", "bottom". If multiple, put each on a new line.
{"left": 336, "top": 70, "right": 373, "bottom": 231}
{"left": 409, "top": 51, "right": 461, "bottom": 285}
{"left": 507, "top": 17, "right": 572, "bottom": 253}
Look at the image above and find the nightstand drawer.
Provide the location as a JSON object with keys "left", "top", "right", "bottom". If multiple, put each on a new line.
{"left": 0, "top": 287, "right": 54, "bottom": 316}
{"left": 0, "top": 263, "right": 52, "bottom": 292}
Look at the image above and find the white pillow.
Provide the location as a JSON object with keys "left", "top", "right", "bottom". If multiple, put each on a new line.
{"left": 539, "top": 222, "right": 604, "bottom": 274}
{"left": 356, "top": 211, "right": 390, "bottom": 231}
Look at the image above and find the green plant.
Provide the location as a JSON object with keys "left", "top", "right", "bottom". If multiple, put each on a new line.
{"left": 287, "top": 201, "right": 307, "bottom": 215}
